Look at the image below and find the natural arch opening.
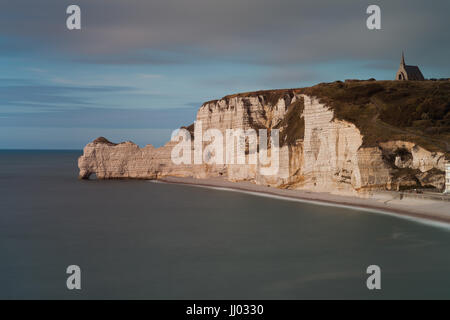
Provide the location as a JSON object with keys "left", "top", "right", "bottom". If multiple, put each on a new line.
{"left": 79, "top": 171, "right": 96, "bottom": 180}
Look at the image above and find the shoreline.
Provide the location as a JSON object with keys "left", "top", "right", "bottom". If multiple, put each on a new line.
{"left": 158, "top": 176, "right": 450, "bottom": 227}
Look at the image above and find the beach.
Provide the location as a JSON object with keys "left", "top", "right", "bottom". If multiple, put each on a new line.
{"left": 159, "top": 176, "right": 450, "bottom": 226}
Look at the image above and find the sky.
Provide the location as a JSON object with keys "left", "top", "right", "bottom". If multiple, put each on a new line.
{"left": 0, "top": 0, "right": 449, "bottom": 149}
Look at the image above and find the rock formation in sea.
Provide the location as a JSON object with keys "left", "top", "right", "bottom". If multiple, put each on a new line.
{"left": 78, "top": 80, "right": 450, "bottom": 194}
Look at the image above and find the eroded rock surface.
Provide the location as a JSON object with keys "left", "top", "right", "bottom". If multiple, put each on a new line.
{"left": 79, "top": 86, "right": 448, "bottom": 193}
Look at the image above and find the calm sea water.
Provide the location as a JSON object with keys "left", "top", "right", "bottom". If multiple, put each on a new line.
{"left": 0, "top": 150, "right": 449, "bottom": 299}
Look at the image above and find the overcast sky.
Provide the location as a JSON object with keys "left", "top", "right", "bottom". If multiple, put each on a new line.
{"left": 1, "top": 0, "right": 449, "bottom": 148}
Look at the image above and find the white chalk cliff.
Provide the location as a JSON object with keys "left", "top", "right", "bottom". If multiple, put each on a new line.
{"left": 79, "top": 81, "right": 449, "bottom": 193}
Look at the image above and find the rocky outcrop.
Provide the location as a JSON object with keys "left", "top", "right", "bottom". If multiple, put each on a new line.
{"left": 79, "top": 82, "right": 448, "bottom": 193}
{"left": 301, "top": 95, "right": 363, "bottom": 193}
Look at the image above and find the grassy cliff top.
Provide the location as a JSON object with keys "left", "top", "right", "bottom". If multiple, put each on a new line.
{"left": 207, "top": 80, "right": 450, "bottom": 156}
{"left": 303, "top": 80, "right": 450, "bottom": 155}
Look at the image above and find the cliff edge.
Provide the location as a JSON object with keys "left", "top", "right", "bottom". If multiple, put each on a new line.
{"left": 79, "top": 80, "right": 450, "bottom": 194}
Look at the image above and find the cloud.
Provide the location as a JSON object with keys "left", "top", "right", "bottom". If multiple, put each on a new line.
{"left": 25, "top": 67, "right": 47, "bottom": 73}
{"left": 362, "top": 61, "right": 397, "bottom": 71}
{"left": 199, "top": 68, "right": 321, "bottom": 90}
{"left": 0, "top": 106, "right": 197, "bottom": 129}
{"left": 0, "top": 79, "right": 136, "bottom": 111}
{"left": 0, "top": 79, "right": 198, "bottom": 129}
{"left": 137, "top": 73, "right": 163, "bottom": 79}
{"left": 0, "top": 0, "right": 448, "bottom": 70}
{"left": 259, "top": 69, "right": 321, "bottom": 87}
{"left": 0, "top": 127, "right": 175, "bottom": 149}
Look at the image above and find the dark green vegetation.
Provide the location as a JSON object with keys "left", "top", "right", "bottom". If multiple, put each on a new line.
{"left": 213, "top": 80, "right": 449, "bottom": 157}
{"left": 181, "top": 123, "right": 195, "bottom": 138}
{"left": 274, "top": 96, "right": 305, "bottom": 146}
{"left": 303, "top": 80, "right": 450, "bottom": 155}
{"left": 93, "top": 137, "right": 117, "bottom": 146}
{"left": 204, "top": 89, "right": 295, "bottom": 107}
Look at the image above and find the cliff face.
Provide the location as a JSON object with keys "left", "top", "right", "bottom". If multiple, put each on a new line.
{"left": 79, "top": 80, "right": 449, "bottom": 193}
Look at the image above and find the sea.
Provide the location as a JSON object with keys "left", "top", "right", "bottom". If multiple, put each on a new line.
{"left": 0, "top": 150, "right": 449, "bottom": 299}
